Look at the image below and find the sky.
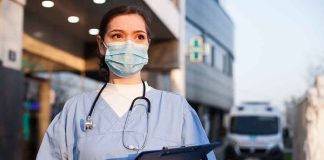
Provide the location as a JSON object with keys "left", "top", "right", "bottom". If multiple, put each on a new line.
{"left": 222, "top": 0, "right": 324, "bottom": 109}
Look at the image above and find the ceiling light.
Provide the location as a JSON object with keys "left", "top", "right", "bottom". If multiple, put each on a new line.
{"left": 34, "top": 31, "right": 43, "bottom": 38}
{"left": 67, "top": 16, "right": 79, "bottom": 23}
{"left": 93, "top": 0, "right": 106, "bottom": 4}
{"left": 42, "top": 0, "right": 54, "bottom": 8}
{"left": 89, "top": 28, "right": 99, "bottom": 35}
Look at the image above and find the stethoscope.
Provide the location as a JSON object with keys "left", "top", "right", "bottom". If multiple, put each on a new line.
{"left": 84, "top": 80, "right": 151, "bottom": 151}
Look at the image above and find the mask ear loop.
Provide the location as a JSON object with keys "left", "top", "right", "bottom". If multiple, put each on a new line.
{"left": 102, "top": 41, "right": 108, "bottom": 49}
{"left": 100, "top": 35, "right": 108, "bottom": 48}
{"left": 99, "top": 36, "right": 110, "bottom": 83}
{"left": 101, "top": 38, "right": 108, "bottom": 49}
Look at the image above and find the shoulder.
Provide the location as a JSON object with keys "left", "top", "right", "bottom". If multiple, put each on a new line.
{"left": 151, "top": 88, "right": 193, "bottom": 114}
{"left": 161, "top": 90, "right": 183, "bottom": 101}
{"left": 50, "top": 91, "right": 99, "bottom": 133}
{"left": 59, "top": 91, "right": 99, "bottom": 117}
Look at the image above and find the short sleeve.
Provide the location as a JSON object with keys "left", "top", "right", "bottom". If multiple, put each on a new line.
{"left": 36, "top": 100, "right": 71, "bottom": 160}
{"left": 182, "top": 101, "right": 217, "bottom": 160}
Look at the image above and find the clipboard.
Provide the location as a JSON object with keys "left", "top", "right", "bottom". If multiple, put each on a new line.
{"left": 135, "top": 142, "right": 221, "bottom": 160}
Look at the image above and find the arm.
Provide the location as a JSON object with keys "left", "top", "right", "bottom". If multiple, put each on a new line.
{"left": 36, "top": 100, "right": 73, "bottom": 160}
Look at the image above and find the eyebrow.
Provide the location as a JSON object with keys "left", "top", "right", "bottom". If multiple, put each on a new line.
{"left": 133, "top": 30, "right": 147, "bottom": 34}
{"left": 108, "top": 29, "right": 124, "bottom": 33}
{"left": 108, "top": 29, "right": 147, "bottom": 34}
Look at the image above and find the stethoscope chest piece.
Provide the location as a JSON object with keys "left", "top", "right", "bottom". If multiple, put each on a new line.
{"left": 84, "top": 116, "right": 93, "bottom": 131}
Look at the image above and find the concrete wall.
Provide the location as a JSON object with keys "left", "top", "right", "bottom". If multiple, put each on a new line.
{"left": 293, "top": 76, "right": 324, "bottom": 160}
{"left": 0, "top": 1, "right": 25, "bottom": 158}
{"left": 143, "top": 0, "right": 180, "bottom": 39}
{"left": 0, "top": 0, "right": 25, "bottom": 69}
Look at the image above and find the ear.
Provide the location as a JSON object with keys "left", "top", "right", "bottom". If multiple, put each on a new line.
{"left": 96, "top": 35, "right": 106, "bottom": 57}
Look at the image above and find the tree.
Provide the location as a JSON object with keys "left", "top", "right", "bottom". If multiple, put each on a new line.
{"left": 307, "top": 55, "right": 324, "bottom": 85}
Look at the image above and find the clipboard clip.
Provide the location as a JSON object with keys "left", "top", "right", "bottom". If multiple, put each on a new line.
{"left": 162, "top": 145, "right": 186, "bottom": 150}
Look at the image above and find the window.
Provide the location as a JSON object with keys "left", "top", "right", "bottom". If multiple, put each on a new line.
{"left": 215, "top": 47, "right": 224, "bottom": 71}
{"left": 203, "top": 42, "right": 212, "bottom": 66}
{"left": 222, "top": 52, "right": 233, "bottom": 77}
{"left": 204, "top": 36, "right": 216, "bottom": 67}
{"left": 229, "top": 57, "right": 233, "bottom": 77}
{"left": 211, "top": 46, "right": 215, "bottom": 67}
{"left": 230, "top": 116, "right": 279, "bottom": 135}
{"left": 223, "top": 53, "right": 228, "bottom": 74}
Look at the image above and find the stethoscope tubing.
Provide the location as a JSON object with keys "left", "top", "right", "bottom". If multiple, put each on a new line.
{"left": 85, "top": 80, "right": 151, "bottom": 151}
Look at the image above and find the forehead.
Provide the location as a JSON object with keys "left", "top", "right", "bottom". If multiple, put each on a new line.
{"left": 107, "top": 14, "right": 147, "bottom": 32}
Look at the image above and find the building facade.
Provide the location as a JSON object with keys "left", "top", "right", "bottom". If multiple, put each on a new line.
{"left": 185, "top": 0, "right": 234, "bottom": 142}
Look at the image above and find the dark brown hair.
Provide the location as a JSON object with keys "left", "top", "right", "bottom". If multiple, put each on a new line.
{"left": 97, "top": 5, "right": 152, "bottom": 78}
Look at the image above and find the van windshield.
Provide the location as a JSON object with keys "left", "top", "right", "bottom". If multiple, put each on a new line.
{"left": 230, "top": 116, "right": 279, "bottom": 135}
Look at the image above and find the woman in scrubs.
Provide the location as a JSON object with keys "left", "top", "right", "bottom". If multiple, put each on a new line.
{"left": 37, "top": 5, "right": 216, "bottom": 160}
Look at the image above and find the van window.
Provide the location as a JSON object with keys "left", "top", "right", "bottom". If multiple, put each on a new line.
{"left": 230, "top": 116, "right": 279, "bottom": 135}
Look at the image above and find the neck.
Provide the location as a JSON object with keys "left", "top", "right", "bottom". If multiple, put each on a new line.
{"left": 108, "top": 71, "right": 142, "bottom": 84}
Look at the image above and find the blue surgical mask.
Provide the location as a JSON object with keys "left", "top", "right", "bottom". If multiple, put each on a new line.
{"left": 103, "top": 40, "right": 149, "bottom": 77}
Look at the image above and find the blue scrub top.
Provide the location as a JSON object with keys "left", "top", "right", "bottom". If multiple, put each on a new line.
{"left": 37, "top": 88, "right": 216, "bottom": 160}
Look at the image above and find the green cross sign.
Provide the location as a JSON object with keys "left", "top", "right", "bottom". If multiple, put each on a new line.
{"left": 189, "top": 36, "right": 204, "bottom": 63}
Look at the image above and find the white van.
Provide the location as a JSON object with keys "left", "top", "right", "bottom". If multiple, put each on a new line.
{"left": 224, "top": 102, "right": 284, "bottom": 160}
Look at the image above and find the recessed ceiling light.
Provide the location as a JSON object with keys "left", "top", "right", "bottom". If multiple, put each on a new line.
{"left": 42, "top": 0, "right": 54, "bottom": 8}
{"left": 89, "top": 28, "right": 99, "bottom": 35}
{"left": 34, "top": 31, "right": 43, "bottom": 38}
{"left": 93, "top": 0, "right": 106, "bottom": 4}
{"left": 67, "top": 16, "right": 79, "bottom": 23}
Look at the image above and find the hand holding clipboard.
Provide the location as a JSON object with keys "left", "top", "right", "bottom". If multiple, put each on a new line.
{"left": 135, "top": 142, "right": 221, "bottom": 160}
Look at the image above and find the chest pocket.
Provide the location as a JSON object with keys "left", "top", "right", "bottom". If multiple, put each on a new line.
{"left": 76, "top": 130, "right": 145, "bottom": 159}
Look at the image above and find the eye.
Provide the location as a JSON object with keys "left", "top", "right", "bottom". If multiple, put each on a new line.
{"left": 137, "top": 34, "right": 146, "bottom": 40}
{"left": 111, "top": 34, "right": 122, "bottom": 39}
